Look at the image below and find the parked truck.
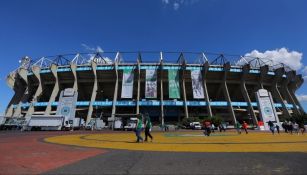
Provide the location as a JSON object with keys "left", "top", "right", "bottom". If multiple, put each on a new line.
{"left": 24, "top": 115, "right": 65, "bottom": 131}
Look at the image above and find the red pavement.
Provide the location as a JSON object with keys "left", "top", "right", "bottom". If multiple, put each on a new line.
{"left": 0, "top": 131, "right": 106, "bottom": 175}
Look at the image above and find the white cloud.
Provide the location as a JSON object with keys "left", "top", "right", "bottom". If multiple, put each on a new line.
{"left": 81, "top": 44, "right": 112, "bottom": 64}
{"left": 162, "top": 0, "right": 199, "bottom": 10}
{"left": 303, "top": 76, "right": 307, "bottom": 81}
{"left": 162, "top": 0, "right": 169, "bottom": 4}
{"left": 296, "top": 94, "right": 307, "bottom": 102}
{"left": 241, "top": 48, "right": 303, "bottom": 70}
{"left": 173, "top": 2, "right": 180, "bottom": 10}
{"left": 81, "top": 43, "right": 103, "bottom": 53}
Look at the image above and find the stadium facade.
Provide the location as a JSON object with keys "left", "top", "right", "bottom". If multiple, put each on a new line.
{"left": 4, "top": 52, "right": 305, "bottom": 126}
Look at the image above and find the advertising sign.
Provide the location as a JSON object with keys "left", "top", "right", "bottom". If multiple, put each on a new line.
{"left": 121, "top": 69, "right": 134, "bottom": 98}
{"left": 168, "top": 70, "right": 180, "bottom": 99}
{"left": 256, "top": 89, "right": 280, "bottom": 130}
{"left": 191, "top": 70, "right": 205, "bottom": 99}
{"left": 145, "top": 69, "right": 157, "bottom": 98}
{"left": 56, "top": 89, "right": 78, "bottom": 121}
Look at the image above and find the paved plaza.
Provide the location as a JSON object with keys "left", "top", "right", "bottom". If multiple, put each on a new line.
{"left": 0, "top": 130, "right": 306, "bottom": 174}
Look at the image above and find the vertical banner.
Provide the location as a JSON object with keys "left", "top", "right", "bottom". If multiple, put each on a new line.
{"left": 145, "top": 69, "right": 157, "bottom": 98}
{"left": 121, "top": 69, "right": 134, "bottom": 98}
{"left": 168, "top": 70, "right": 180, "bottom": 99}
{"left": 191, "top": 70, "right": 205, "bottom": 99}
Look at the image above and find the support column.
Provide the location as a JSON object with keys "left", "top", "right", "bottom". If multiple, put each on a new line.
{"left": 223, "top": 63, "right": 236, "bottom": 124}
{"left": 44, "top": 64, "right": 59, "bottom": 115}
{"left": 5, "top": 72, "right": 26, "bottom": 117}
{"left": 111, "top": 53, "right": 120, "bottom": 122}
{"left": 26, "top": 66, "right": 43, "bottom": 117}
{"left": 12, "top": 68, "right": 28, "bottom": 117}
{"left": 241, "top": 64, "right": 258, "bottom": 126}
{"left": 136, "top": 59, "right": 141, "bottom": 114}
{"left": 272, "top": 68, "right": 291, "bottom": 118}
{"left": 203, "top": 62, "right": 212, "bottom": 117}
{"left": 71, "top": 63, "right": 78, "bottom": 92}
{"left": 160, "top": 53, "right": 164, "bottom": 126}
{"left": 182, "top": 65, "right": 189, "bottom": 119}
{"left": 86, "top": 61, "right": 97, "bottom": 124}
{"left": 282, "top": 71, "right": 301, "bottom": 115}
{"left": 288, "top": 74, "right": 305, "bottom": 114}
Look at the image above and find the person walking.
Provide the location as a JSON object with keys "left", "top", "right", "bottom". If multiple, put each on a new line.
{"left": 144, "top": 116, "right": 153, "bottom": 142}
{"left": 293, "top": 122, "right": 299, "bottom": 135}
{"left": 282, "top": 121, "right": 288, "bottom": 133}
{"left": 235, "top": 121, "right": 242, "bottom": 134}
{"left": 299, "top": 122, "right": 305, "bottom": 135}
{"left": 275, "top": 124, "right": 280, "bottom": 134}
{"left": 135, "top": 114, "right": 144, "bottom": 143}
{"left": 203, "top": 120, "right": 211, "bottom": 136}
{"left": 268, "top": 120, "right": 275, "bottom": 135}
{"left": 242, "top": 121, "right": 248, "bottom": 134}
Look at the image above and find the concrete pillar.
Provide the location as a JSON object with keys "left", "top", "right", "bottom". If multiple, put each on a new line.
{"left": 160, "top": 62, "right": 164, "bottom": 126}
{"left": 44, "top": 64, "right": 59, "bottom": 115}
{"left": 12, "top": 68, "right": 28, "bottom": 117}
{"left": 241, "top": 64, "right": 258, "bottom": 126}
{"left": 282, "top": 71, "right": 301, "bottom": 115}
{"left": 182, "top": 66, "right": 189, "bottom": 119}
{"left": 111, "top": 54, "right": 120, "bottom": 122}
{"left": 273, "top": 68, "right": 291, "bottom": 118}
{"left": 136, "top": 60, "right": 141, "bottom": 114}
{"left": 5, "top": 72, "right": 18, "bottom": 117}
{"left": 223, "top": 63, "right": 236, "bottom": 124}
{"left": 203, "top": 62, "right": 213, "bottom": 117}
{"left": 86, "top": 61, "right": 97, "bottom": 124}
{"left": 71, "top": 63, "right": 78, "bottom": 91}
{"left": 26, "top": 66, "right": 43, "bottom": 117}
{"left": 288, "top": 74, "right": 305, "bottom": 114}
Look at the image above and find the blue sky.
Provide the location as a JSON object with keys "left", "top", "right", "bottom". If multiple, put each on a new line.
{"left": 0, "top": 0, "right": 307, "bottom": 113}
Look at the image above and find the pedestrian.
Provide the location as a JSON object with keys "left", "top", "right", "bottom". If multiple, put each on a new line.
{"left": 135, "top": 114, "right": 144, "bottom": 143}
{"left": 219, "top": 123, "right": 226, "bottom": 132}
{"left": 288, "top": 121, "right": 293, "bottom": 134}
{"left": 242, "top": 121, "right": 248, "bottom": 134}
{"left": 144, "top": 116, "right": 153, "bottom": 142}
{"left": 293, "top": 122, "right": 299, "bottom": 135}
{"left": 268, "top": 120, "right": 275, "bottom": 135}
{"left": 235, "top": 122, "right": 242, "bottom": 134}
{"left": 282, "top": 121, "right": 288, "bottom": 133}
{"left": 203, "top": 120, "right": 211, "bottom": 136}
{"left": 299, "top": 122, "right": 305, "bottom": 135}
{"left": 275, "top": 124, "right": 280, "bottom": 134}
{"left": 211, "top": 123, "right": 215, "bottom": 133}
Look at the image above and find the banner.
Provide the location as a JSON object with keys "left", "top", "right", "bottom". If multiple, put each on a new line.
{"left": 168, "top": 70, "right": 180, "bottom": 99}
{"left": 145, "top": 69, "right": 157, "bottom": 98}
{"left": 191, "top": 70, "right": 205, "bottom": 99}
{"left": 121, "top": 69, "right": 134, "bottom": 98}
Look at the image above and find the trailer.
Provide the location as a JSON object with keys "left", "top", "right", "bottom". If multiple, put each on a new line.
{"left": 0, "top": 116, "right": 25, "bottom": 130}
{"left": 25, "top": 115, "right": 65, "bottom": 131}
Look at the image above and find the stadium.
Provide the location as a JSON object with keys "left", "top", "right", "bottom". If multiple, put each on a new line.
{"left": 3, "top": 51, "right": 305, "bottom": 129}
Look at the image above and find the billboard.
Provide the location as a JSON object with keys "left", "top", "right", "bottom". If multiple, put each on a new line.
{"left": 256, "top": 89, "right": 280, "bottom": 130}
{"left": 145, "top": 69, "right": 157, "bottom": 98}
{"left": 168, "top": 70, "right": 180, "bottom": 99}
{"left": 191, "top": 70, "right": 205, "bottom": 99}
{"left": 56, "top": 89, "right": 78, "bottom": 121}
{"left": 121, "top": 69, "right": 134, "bottom": 98}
